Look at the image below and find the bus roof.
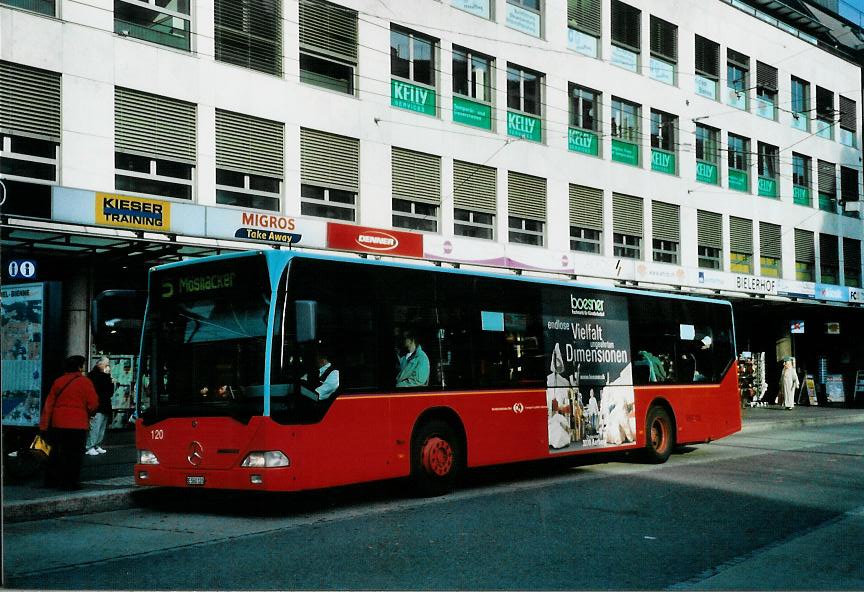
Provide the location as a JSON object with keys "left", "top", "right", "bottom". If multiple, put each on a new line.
{"left": 150, "top": 249, "right": 733, "bottom": 308}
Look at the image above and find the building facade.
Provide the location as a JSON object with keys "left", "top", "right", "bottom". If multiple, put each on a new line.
{"left": 2, "top": 0, "right": 864, "bottom": 423}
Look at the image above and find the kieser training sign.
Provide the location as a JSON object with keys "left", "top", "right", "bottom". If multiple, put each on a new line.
{"left": 543, "top": 289, "right": 636, "bottom": 454}
{"left": 326, "top": 223, "right": 424, "bottom": 258}
{"left": 95, "top": 193, "right": 171, "bottom": 231}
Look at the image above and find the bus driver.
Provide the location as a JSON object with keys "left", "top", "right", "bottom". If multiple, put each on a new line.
{"left": 300, "top": 346, "right": 340, "bottom": 401}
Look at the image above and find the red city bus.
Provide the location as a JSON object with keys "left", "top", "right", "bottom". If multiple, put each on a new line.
{"left": 134, "top": 251, "right": 740, "bottom": 494}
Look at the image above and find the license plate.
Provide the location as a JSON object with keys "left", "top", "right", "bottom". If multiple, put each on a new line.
{"left": 186, "top": 476, "right": 205, "bottom": 486}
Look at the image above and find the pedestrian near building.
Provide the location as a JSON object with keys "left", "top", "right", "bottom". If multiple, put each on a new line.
{"left": 40, "top": 355, "right": 99, "bottom": 490}
{"left": 86, "top": 356, "right": 113, "bottom": 455}
{"left": 780, "top": 357, "right": 800, "bottom": 410}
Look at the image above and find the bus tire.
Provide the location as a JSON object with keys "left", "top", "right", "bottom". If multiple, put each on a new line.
{"left": 410, "top": 419, "right": 463, "bottom": 496}
{"left": 643, "top": 405, "right": 674, "bottom": 464}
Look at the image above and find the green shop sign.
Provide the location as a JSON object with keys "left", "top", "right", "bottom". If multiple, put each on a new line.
{"left": 793, "top": 185, "right": 810, "bottom": 206}
{"left": 453, "top": 96, "right": 492, "bottom": 130}
{"left": 651, "top": 149, "right": 676, "bottom": 175}
{"left": 507, "top": 111, "right": 542, "bottom": 142}
{"left": 568, "top": 128, "right": 598, "bottom": 156}
{"left": 391, "top": 79, "right": 436, "bottom": 116}
{"left": 696, "top": 161, "right": 718, "bottom": 185}
{"left": 758, "top": 176, "right": 778, "bottom": 198}
{"left": 611, "top": 139, "right": 639, "bottom": 166}
{"left": 729, "top": 169, "right": 749, "bottom": 192}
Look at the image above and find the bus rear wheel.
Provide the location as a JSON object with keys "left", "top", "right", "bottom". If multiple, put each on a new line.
{"left": 411, "top": 419, "right": 463, "bottom": 496}
{"left": 643, "top": 405, "right": 674, "bottom": 464}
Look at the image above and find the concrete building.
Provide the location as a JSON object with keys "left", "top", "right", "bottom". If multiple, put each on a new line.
{"left": 1, "top": 0, "right": 863, "bottom": 421}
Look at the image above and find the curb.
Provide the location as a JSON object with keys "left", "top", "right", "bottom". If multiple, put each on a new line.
{"left": 4, "top": 487, "right": 140, "bottom": 523}
{"left": 741, "top": 412, "right": 864, "bottom": 435}
{"left": 5, "top": 414, "right": 862, "bottom": 523}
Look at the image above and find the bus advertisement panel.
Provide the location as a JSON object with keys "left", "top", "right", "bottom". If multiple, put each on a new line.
{"left": 544, "top": 289, "right": 636, "bottom": 453}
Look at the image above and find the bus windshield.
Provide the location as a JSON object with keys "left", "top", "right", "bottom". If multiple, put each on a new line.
{"left": 139, "top": 255, "right": 271, "bottom": 421}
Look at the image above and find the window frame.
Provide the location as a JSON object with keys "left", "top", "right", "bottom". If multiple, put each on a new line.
{"left": 216, "top": 169, "right": 281, "bottom": 212}
{"left": 0, "top": 133, "right": 59, "bottom": 186}
{"left": 452, "top": 46, "right": 494, "bottom": 105}
{"left": 570, "top": 226, "right": 602, "bottom": 254}
{"left": 454, "top": 208, "right": 495, "bottom": 240}
{"left": 506, "top": 64, "right": 543, "bottom": 117}
{"left": 613, "top": 232, "right": 641, "bottom": 259}
{"left": 114, "top": 152, "right": 195, "bottom": 201}
{"left": 568, "top": 83, "right": 600, "bottom": 132}
{"left": 611, "top": 96, "right": 640, "bottom": 144}
{"left": 300, "top": 184, "right": 358, "bottom": 221}
{"left": 114, "top": 0, "right": 192, "bottom": 52}
{"left": 508, "top": 216, "right": 544, "bottom": 246}
{"left": 390, "top": 26, "right": 438, "bottom": 89}
{"left": 393, "top": 198, "right": 439, "bottom": 233}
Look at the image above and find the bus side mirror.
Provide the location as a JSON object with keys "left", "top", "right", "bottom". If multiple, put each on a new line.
{"left": 295, "top": 300, "right": 317, "bottom": 344}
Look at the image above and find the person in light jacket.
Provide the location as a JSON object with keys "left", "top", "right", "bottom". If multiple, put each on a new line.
{"left": 396, "top": 331, "right": 430, "bottom": 388}
{"left": 40, "top": 355, "right": 99, "bottom": 490}
{"left": 86, "top": 356, "right": 114, "bottom": 456}
{"left": 780, "top": 357, "right": 800, "bottom": 410}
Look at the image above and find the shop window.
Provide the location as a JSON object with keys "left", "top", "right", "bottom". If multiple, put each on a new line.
{"left": 506, "top": 64, "right": 543, "bottom": 141}
{"left": 0, "top": 0, "right": 55, "bottom": 16}
{"left": 452, "top": 0, "right": 491, "bottom": 19}
{"left": 649, "top": 16, "right": 677, "bottom": 85}
{"left": 568, "top": 84, "right": 599, "bottom": 132}
{"left": 792, "top": 153, "right": 812, "bottom": 206}
{"left": 695, "top": 124, "right": 719, "bottom": 185}
{"left": 114, "top": 0, "right": 191, "bottom": 51}
{"left": 727, "top": 133, "right": 750, "bottom": 192}
{"left": 611, "top": 97, "right": 640, "bottom": 166}
{"left": 455, "top": 209, "right": 495, "bottom": 240}
{"left": 505, "top": 0, "right": 542, "bottom": 38}
{"left": 650, "top": 109, "right": 677, "bottom": 175}
{"left": 508, "top": 217, "right": 544, "bottom": 246}
{"left": 299, "top": 0, "right": 357, "bottom": 95}
{"left": 790, "top": 77, "right": 810, "bottom": 132}
{"left": 391, "top": 27, "right": 436, "bottom": 87}
{"left": 760, "top": 256, "right": 781, "bottom": 278}
{"left": 730, "top": 252, "right": 753, "bottom": 275}
{"left": 571, "top": 227, "right": 601, "bottom": 254}
{"left": 757, "top": 142, "right": 779, "bottom": 198}
{"left": 216, "top": 170, "right": 280, "bottom": 211}
{"left": 215, "top": 0, "right": 283, "bottom": 76}
{"left": 726, "top": 49, "right": 748, "bottom": 110}
{"left": 452, "top": 46, "right": 493, "bottom": 103}
{"left": 115, "top": 153, "right": 193, "bottom": 200}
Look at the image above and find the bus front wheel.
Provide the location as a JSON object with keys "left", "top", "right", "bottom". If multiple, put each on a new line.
{"left": 411, "top": 419, "right": 463, "bottom": 496}
{"left": 643, "top": 405, "right": 674, "bottom": 464}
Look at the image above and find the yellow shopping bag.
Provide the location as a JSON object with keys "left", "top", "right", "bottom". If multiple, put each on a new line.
{"left": 30, "top": 434, "right": 52, "bottom": 457}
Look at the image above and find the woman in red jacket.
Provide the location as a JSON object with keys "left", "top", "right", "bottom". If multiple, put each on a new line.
{"left": 40, "top": 355, "right": 100, "bottom": 490}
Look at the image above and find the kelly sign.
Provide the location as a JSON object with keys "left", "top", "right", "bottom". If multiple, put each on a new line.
{"left": 391, "top": 79, "right": 436, "bottom": 116}
{"left": 568, "top": 128, "right": 599, "bottom": 156}
{"left": 453, "top": 96, "right": 492, "bottom": 130}
{"left": 611, "top": 139, "right": 639, "bottom": 166}
{"left": 696, "top": 161, "right": 718, "bottom": 185}
{"left": 327, "top": 223, "right": 423, "bottom": 258}
{"left": 507, "top": 111, "right": 542, "bottom": 142}
{"left": 651, "top": 149, "right": 676, "bottom": 175}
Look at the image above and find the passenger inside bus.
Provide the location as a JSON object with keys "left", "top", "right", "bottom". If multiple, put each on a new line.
{"left": 396, "top": 331, "right": 430, "bottom": 388}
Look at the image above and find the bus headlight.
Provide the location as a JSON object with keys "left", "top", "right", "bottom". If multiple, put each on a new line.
{"left": 138, "top": 450, "right": 159, "bottom": 465}
{"left": 240, "top": 451, "right": 290, "bottom": 468}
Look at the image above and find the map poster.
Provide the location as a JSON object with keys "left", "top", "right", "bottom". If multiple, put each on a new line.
{"left": 2, "top": 283, "right": 45, "bottom": 427}
{"left": 543, "top": 288, "right": 637, "bottom": 454}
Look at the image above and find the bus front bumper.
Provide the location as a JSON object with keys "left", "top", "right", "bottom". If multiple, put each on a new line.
{"left": 134, "top": 464, "right": 298, "bottom": 492}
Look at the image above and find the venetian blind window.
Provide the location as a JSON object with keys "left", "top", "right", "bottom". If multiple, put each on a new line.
{"left": 844, "top": 238, "right": 861, "bottom": 287}
{"left": 730, "top": 216, "right": 754, "bottom": 274}
{"left": 697, "top": 210, "right": 723, "bottom": 270}
{"left": 612, "top": 192, "right": 642, "bottom": 259}
{"left": 0, "top": 61, "right": 61, "bottom": 210}
{"left": 815, "top": 86, "right": 834, "bottom": 139}
{"left": 567, "top": 0, "right": 601, "bottom": 58}
{"left": 694, "top": 35, "right": 720, "bottom": 100}
{"left": 755, "top": 61, "right": 778, "bottom": 120}
{"left": 114, "top": 0, "right": 191, "bottom": 51}
{"left": 817, "top": 160, "right": 837, "bottom": 213}
{"left": 649, "top": 16, "right": 677, "bottom": 85}
{"left": 726, "top": 49, "right": 748, "bottom": 110}
{"left": 819, "top": 233, "right": 839, "bottom": 285}
{"left": 215, "top": 109, "right": 284, "bottom": 212}
{"left": 215, "top": 0, "right": 283, "bottom": 76}
{"left": 114, "top": 87, "right": 196, "bottom": 200}
{"left": 453, "top": 160, "right": 496, "bottom": 240}
{"left": 508, "top": 171, "right": 546, "bottom": 246}
{"left": 839, "top": 96, "right": 857, "bottom": 147}
{"left": 569, "top": 184, "right": 603, "bottom": 254}
{"left": 610, "top": 0, "right": 640, "bottom": 72}
{"left": 794, "top": 229, "right": 815, "bottom": 282}
{"left": 300, "top": 128, "right": 359, "bottom": 221}
{"left": 840, "top": 166, "right": 859, "bottom": 218}
{"left": 651, "top": 201, "right": 680, "bottom": 264}
{"left": 759, "top": 222, "right": 782, "bottom": 278}
{"left": 392, "top": 147, "right": 441, "bottom": 233}
{"left": 299, "top": 0, "right": 358, "bottom": 95}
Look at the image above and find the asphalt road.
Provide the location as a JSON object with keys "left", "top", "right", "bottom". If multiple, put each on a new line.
{"left": 4, "top": 423, "right": 864, "bottom": 590}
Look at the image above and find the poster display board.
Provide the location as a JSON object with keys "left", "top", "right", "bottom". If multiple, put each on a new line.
{"left": 825, "top": 374, "right": 845, "bottom": 403}
{"left": 805, "top": 375, "right": 818, "bottom": 406}
{"left": 854, "top": 370, "right": 864, "bottom": 405}
{"left": 1, "top": 283, "right": 45, "bottom": 426}
{"left": 542, "top": 289, "right": 636, "bottom": 453}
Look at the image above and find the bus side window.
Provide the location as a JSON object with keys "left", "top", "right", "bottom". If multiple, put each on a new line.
{"left": 629, "top": 296, "right": 678, "bottom": 384}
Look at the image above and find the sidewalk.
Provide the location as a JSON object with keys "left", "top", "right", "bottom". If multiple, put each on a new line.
{"left": 4, "top": 406, "right": 864, "bottom": 523}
